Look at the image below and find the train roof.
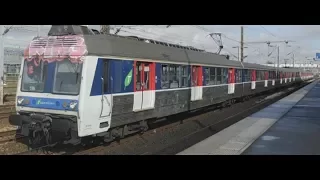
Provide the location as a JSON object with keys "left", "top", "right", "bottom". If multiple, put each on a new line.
{"left": 83, "top": 34, "right": 299, "bottom": 72}
{"left": 31, "top": 25, "right": 302, "bottom": 73}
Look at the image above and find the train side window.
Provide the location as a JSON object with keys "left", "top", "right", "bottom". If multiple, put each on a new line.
{"left": 204, "top": 67, "right": 216, "bottom": 85}
{"left": 180, "top": 65, "right": 189, "bottom": 87}
{"left": 103, "top": 60, "right": 110, "bottom": 93}
{"left": 269, "top": 71, "right": 272, "bottom": 79}
{"left": 169, "top": 64, "right": 179, "bottom": 88}
{"left": 204, "top": 67, "right": 210, "bottom": 85}
{"left": 216, "top": 68, "right": 222, "bottom": 84}
{"left": 244, "top": 69, "right": 248, "bottom": 82}
{"left": 235, "top": 69, "right": 242, "bottom": 83}
{"left": 273, "top": 71, "right": 276, "bottom": 79}
{"left": 261, "top": 71, "right": 265, "bottom": 80}
{"left": 161, "top": 64, "right": 169, "bottom": 89}
{"left": 209, "top": 67, "right": 216, "bottom": 85}
{"left": 243, "top": 69, "right": 250, "bottom": 82}
{"left": 222, "top": 68, "right": 228, "bottom": 84}
{"left": 273, "top": 71, "right": 275, "bottom": 79}
{"left": 256, "top": 70, "right": 260, "bottom": 81}
{"left": 272, "top": 71, "right": 276, "bottom": 79}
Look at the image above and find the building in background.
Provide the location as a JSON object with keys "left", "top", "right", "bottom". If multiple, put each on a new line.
{"left": 3, "top": 47, "right": 23, "bottom": 79}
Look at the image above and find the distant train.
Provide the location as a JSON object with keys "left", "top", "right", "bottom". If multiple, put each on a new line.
{"left": 9, "top": 25, "right": 313, "bottom": 146}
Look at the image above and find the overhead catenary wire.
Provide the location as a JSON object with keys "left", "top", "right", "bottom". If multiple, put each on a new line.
{"left": 122, "top": 26, "right": 251, "bottom": 55}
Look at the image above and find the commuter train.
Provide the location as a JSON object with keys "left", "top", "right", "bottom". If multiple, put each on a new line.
{"left": 9, "top": 25, "right": 313, "bottom": 146}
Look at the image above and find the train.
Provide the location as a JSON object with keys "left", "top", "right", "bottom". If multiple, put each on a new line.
{"left": 8, "top": 25, "right": 313, "bottom": 147}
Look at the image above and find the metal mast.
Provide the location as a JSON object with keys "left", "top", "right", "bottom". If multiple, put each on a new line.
{"left": 100, "top": 25, "right": 111, "bottom": 34}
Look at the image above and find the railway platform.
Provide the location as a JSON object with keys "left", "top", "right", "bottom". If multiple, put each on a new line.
{"left": 177, "top": 79, "right": 319, "bottom": 155}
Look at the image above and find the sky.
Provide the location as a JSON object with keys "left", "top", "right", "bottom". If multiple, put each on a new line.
{"left": 4, "top": 25, "right": 320, "bottom": 65}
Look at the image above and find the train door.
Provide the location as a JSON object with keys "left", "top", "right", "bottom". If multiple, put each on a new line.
{"left": 100, "top": 60, "right": 112, "bottom": 118}
{"left": 251, "top": 69, "right": 256, "bottom": 90}
{"left": 285, "top": 72, "right": 287, "bottom": 83}
{"left": 191, "top": 66, "right": 203, "bottom": 101}
{"left": 272, "top": 71, "right": 275, "bottom": 86}
{"left": 133, "top": 61, "right": 156, "bottom": 111}
{"left": 228, "top": 68, "right": 235, "bottom": 94}
{"left": 264, "top": 71, "right": 268, "bottom": 87}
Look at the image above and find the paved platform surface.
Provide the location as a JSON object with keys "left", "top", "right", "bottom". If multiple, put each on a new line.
{"left": 243, "top": 80, "right": 320, "bottom": 155}
{"left": 177, "top": 80, "right": 317, "bottom": 155}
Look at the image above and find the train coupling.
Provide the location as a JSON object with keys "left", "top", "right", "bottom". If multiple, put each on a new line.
{"left": 9, "top": 114, "right": 53, "bottom": 146}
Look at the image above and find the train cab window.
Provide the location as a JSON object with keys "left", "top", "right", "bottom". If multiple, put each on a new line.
{"left": 53, "top": 59, "right": 82, "bottom": 95}
{"left": 21, "top": 59, "right": 48, "bottom": 93}
{"left": 216, "top": 68, "right": 222, "bottom": 84}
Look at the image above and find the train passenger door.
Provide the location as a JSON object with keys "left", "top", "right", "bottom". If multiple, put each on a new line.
{"left": 228, "top": 68, "right": 235, "bottom": 94}
{"left": 133, "top": 61, "right": 156, "bottom": 111}
{"left": 100, "top": 60, "right": 112, "bottom": 118}
{"left": 264, "top": 71, "right": 268, "bottom": 87}
{"left": 251, "top": 69, "right": 256, "bottom": 90}
{"left": 191, "top": 66, "right": 203, "bottom": 101}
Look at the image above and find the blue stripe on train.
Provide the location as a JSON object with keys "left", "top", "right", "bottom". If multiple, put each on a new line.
{"left": 17, "top": 96, "right": 78, "bottom": 111}
{"left": 90, "top": 58, "right": 134, "bottom": 96}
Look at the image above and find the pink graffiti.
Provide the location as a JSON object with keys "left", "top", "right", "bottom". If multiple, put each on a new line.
{"left": 24, "top": 35, "right": 87, "bottom": 63}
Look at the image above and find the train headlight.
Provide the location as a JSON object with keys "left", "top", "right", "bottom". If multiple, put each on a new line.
{"left": 69, "top": 101, "right": 78, "bottom": 110}
{"left": 17, "top": 97, "right": 24, "bottom": 105}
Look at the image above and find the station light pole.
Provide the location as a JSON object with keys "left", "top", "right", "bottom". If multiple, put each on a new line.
{"left": 0, "top": 25, "right": 13, "bottom": 105}
{"left": 232, "top": 46, "right": 247, "bottom": 61}
{"left": 0, "top": 25, "right": 4, "bottom": 105}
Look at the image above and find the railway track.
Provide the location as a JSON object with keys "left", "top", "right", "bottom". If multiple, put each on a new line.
{"left": 0, "top": 105, "right": 16, "bottom": 122}
{"left": 4, "top": 94, "right": 16, "bottom": 102}
{"left": 15, "top": 81, "right": 312, "bottom": 155}
{"left": 0, "top": 130, "right": 23, "bottom": 144}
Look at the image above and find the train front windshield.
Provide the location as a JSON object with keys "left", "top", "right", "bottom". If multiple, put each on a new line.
{"left": 21, "top": 58, "right": 82, "bottom": 95}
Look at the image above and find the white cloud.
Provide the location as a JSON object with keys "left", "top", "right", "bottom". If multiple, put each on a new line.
{"left": 4, "top": 25, "right": 320, "bottom": 65}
